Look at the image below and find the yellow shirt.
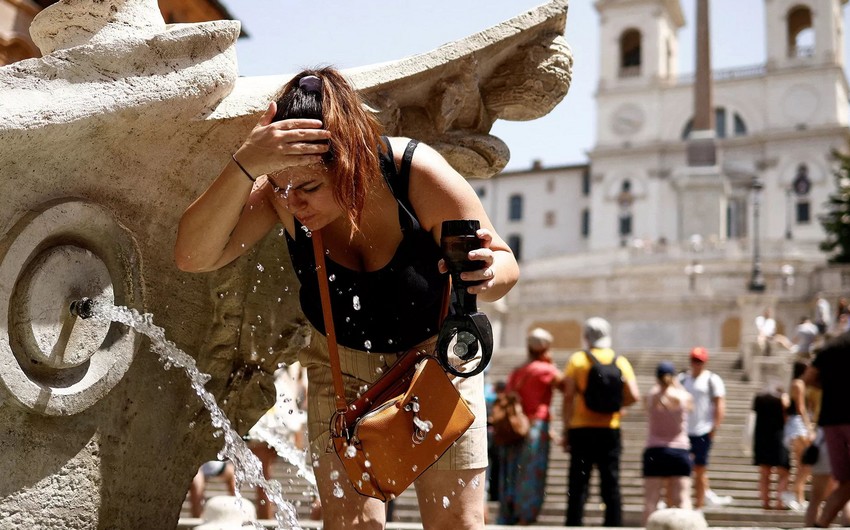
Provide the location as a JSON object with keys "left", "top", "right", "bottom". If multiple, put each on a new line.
{"left": 564, "top": 348, "right": 636, "bottom": 429}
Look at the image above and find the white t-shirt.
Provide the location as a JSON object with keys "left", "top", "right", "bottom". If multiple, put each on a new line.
{"left": 679, "top": 370, "right": 726, "bottom": 436}
{"left": 816, "top": 298, "right": 831, "bottom": 326}
{"left": 756, "top": 315, "right": 776, "bottom": 338}
{"left": 794, "top": 321, "right": 819, "bottom": 354}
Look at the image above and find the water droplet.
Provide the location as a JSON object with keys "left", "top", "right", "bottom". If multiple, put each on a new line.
{"left": 329, "top": 274, "right": 336, "bottom": 282}
{"left": 457, "top": 478, "right": 466, "bottom": 487}
{"left": 333, "top": 483, "right": 344, "bottom": 498}
{"left": 364, "top": 340, "right": 372, "bottom": 350}
{"left": 352, "top": 296, "right": 361, "bottom": 310}
{"left": 435, "top": 434, "right": 442, "bottom": 442}
{"left": 470, "top": 476, "right": 481, "bottom": 489}
{"left": 257, "top": 263, "right": 265, "bottom": 272}
{"left": 411, "top": 465, "right": 418, "bottom": 472}
{"left": 364, "top": 460, "right": 371, "bottom": 468}
{"left": 345, "top": 445, "right": 357, "bottom": 458}
{"left": 375, "top": 366, "right": 383, "bottom": 375}
{"left": 442, "top": 496, "right": 450, "bottom": 509}
{"left": 361, "top": 472, "right": 370, "bottom": 481}
{"left": 330, "top": 470, "right": 339, "bottom": 480}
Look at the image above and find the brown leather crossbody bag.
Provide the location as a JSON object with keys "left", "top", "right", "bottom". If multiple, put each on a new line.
{"left": 311, "top": 230, "right": 475, "bottom": 501}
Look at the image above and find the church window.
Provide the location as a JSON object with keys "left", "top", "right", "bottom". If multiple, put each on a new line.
{"left": 617, "top": 180, "right": 635, "bottom": 244}
{"left": 619, "top": 29, "right": 642, "bottom": 77}
{"left": 508, "top": 194, "right": 523, "bottom": 221}
{"left": 715, "top": 108, "right": 727, "bottom": 139}
{"left": 734, "top": 113, "right": 748, "bottom": 136}
{"left": 796, "top": 201, "right": 811, "bottom": 223}
{"left": 793, "top": 164, "right": 812, "bottom": 224}
{"left": 581, "top": 209, "right": 590, "bottom": 238}
{"left": 682, "top": 107, "right": 748, "bottom": 139}
{"left": 787, "top": 5, "right": 815, "bottom": 58}
{"left": 507, "top": 235, "right": 523, "bottom": 261}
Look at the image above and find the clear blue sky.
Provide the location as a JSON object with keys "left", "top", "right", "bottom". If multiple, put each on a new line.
{"left": 221, "top": 0, "right": 849, "bottom": 171}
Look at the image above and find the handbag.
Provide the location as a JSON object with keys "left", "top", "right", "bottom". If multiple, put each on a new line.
{"left": 310, "top": 230, "right": 475, "bottom": 501}
{"left": 490, "top": 391, "right": 530, "bottom": 446}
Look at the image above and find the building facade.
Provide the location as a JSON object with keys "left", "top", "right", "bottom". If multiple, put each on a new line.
{"left": 485, "top": 0, "right": 850, "bottom": 353}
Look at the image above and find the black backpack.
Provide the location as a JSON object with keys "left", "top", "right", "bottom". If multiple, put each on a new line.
{"left": 582, "top": 350, "right": 624, "bottom": 413}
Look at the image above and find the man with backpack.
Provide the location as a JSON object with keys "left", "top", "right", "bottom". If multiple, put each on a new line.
{"left": 679, "top": 346, "right": 730, "bottom": 509}
{"left": 562, "top": 317, "right": 640, "bottom": 526}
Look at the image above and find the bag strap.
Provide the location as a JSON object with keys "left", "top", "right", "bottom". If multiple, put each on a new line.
{"left": 311, "top": 229, "right": 348, "bottom": 415}
{"left": 311, "top": 228, "right": 452, "bottom": 416}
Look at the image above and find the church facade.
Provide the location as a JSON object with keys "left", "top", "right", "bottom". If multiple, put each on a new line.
{"left": 480, "top": 0, "right": 850, "bottom": 353}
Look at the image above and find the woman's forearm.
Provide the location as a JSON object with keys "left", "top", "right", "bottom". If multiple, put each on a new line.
{"left": 477, "top": 249, "right": 519, "bottom": 303}
{"left": 174, "top": 159, "right": 256, "bottom": 272}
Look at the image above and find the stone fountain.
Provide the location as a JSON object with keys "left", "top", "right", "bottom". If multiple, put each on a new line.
{"left": 0, "top": 0, "right": 572, "bottom": 527}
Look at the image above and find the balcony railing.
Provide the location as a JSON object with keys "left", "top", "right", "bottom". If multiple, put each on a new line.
{"left": 677, "top": 63, "right": 766, "bottom": 85}
{"left": 789, "top": 45, "right": 815, "bottom": 59}
{"left": 618, "top": 65, "right": 641, "bottom": 78}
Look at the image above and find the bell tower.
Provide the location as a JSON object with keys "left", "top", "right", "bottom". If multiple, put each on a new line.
{"left": 596, "top": 0, "right": 685, "bottom": 90}
{"left": 765, "top": 0, "right": 847, "bottom": 70}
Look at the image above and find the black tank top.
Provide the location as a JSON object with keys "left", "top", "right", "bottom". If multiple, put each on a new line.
{"left": 285, "top": 138, "right": 448, "bottom": 353}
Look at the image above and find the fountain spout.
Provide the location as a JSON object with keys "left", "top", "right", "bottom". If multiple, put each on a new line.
{"left": 69, "top": 298, "right": 94, "bottom": 319}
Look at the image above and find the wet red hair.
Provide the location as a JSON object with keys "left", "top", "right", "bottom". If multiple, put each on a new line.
{"left": 275, "top": 67, "right": 384, "bottom": 233}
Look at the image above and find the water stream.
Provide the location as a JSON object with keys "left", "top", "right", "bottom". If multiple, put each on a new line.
{"left": 99, "top": 304, "right": 314, "bottom": 529}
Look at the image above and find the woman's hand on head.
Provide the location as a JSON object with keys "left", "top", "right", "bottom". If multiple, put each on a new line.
{"left": 234, "top": 102, "right": 331, "bottom": 176}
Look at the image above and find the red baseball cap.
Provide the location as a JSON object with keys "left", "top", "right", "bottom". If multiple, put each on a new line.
{"left": 690, "top": 346, "right": 709, "bottom": 362}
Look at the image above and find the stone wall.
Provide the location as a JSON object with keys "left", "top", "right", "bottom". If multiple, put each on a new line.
{"left": 0, "top": 0, "right": 571, "bottom": 527}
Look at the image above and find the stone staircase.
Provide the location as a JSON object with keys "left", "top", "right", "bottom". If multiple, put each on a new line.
{"left": 181, "top": 347, "right": 808, "bottom": 528}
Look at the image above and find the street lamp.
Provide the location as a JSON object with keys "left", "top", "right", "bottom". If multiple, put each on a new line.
{"left": 749, "top": 176, "right": 766, "bottom": 292}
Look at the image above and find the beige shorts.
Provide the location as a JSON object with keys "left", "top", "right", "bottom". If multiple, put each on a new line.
{"left": 297, "top": 327, "right": 488, "bottom": 471}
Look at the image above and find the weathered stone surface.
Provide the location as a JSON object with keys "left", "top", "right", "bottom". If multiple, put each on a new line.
{"left": 0, "top": 0, "right": 571, "bottom": 527}
{"left": 646, "top": 508, "right": 708, "bottom": 530}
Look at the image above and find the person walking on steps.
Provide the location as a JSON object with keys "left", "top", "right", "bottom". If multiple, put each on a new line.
{"left": 562, "top": 317, "right": 640, "bottom": 527}
{"left": 679, "top": 346, "right": 731, "bottom": 509}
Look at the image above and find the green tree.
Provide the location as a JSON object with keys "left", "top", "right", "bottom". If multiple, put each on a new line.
{"left": 820, "top": 151, "right": 850, "bottom": 263}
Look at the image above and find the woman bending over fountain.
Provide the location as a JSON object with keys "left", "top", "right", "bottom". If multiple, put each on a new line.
{"left": 174, "top": 67, "right": 519, "bottom": 530}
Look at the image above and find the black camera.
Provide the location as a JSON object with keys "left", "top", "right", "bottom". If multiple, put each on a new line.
{"left": 437, "top": 220, "right": 493, "bottom": 378}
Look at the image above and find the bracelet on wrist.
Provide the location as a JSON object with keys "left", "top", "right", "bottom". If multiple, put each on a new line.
{"left": 231, "top": 154, "right": 256, "bottom": 183}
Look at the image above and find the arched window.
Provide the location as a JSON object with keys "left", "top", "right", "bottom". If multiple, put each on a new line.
{"left": 617, "top": 180, "right": 634, "bottom": 245}
{"left": 787, "top": 5, "right": 815, "bottom": 58}
{"left": 792, "top": 163, "right": 812, "bottom": 224}
{"left": 681, "top": 107, "right": 748, "bottom": 139}
{"left": 508, "top": 194, "right": 523, "bottom": 221}
{"left": 581, "top": 208, "right": 590, "bottom": 238}
{"left": 619, "top": 29, "right": 642, "bottom": 77}
{"left": 734, "top": 113, "right": 748, "bottom": 136}
{"left": 507, "top": 235, "right": 523, "bottom": 261}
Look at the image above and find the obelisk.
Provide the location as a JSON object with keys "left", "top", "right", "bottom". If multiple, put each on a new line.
{"left": 676, "top": 0, "right": 729, "bottom": 242}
